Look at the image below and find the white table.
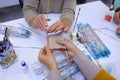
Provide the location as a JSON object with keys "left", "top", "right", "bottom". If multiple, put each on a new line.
{"left": 0, "top": 1, "right": 120, "bottom": 80}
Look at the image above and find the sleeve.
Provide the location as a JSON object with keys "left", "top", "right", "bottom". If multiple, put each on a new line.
{"left": 93, "top": 69, "right": 116, "bottom": 80}
{"left": 73, "top": 51, "right": 116, "bottom": 80}
{"left": 115, "top": 7, "right": 120, "bottom": 12}
{"left": 48, "top": 70, "right": 62, "bottom": 80}
{"left": 60, "top": 0, "right": 76, "bottom": 25}
{"left": 114, "top": 0, "right": 120, "bottom": 12}
{"left": 22, "top": 0, "right": 39, "bottom": 23}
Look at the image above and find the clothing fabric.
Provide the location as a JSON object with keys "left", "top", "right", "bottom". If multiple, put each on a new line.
{"left": 48, "top": 51, "right": 116, "bottom": 80}
{"left": 23, "top": 0, "right": 76, "bottom": 24}
{"left": 114, "top": 0, "right": 120, "bottom": 11}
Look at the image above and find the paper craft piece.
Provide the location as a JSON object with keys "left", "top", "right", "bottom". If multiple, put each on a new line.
{"left": 48, "top": 33, "right": 64, "bottom": 50}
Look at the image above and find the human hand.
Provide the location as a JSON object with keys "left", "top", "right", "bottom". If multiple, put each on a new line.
{"left": 30, "top": 14, "right": 48, "bottom": 32}
{"left": 47, "top": 19, "right": 70, "bottom": 33}
{"left": 56, "top": 38, "right": 80, "bottom": 58}
{"left": 113, "top": 10, "right": 120, "bottom": 23}
{"left": 47, "top": 20, "right": 65, "bottom": 33}
{"left": 38, "top": 46, "right": 58, "bottom": 70}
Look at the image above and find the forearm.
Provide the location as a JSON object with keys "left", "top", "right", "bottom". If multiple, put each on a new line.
{"left": 22, "top": 0, "right": 39, "bottom": 23}
{"left": 93, "top": 69, "right": 116, "bottom": 80}
{"left": 73, "top": 51, "right": 116, "bottom": 80}
{"left": 48, "top": 70, "right": 62, "bottom": 80}
{"left": 73, "top": 51, "right": 101, "bottom": 80}
{"left": 60, "top": 0, "right": 76, "bottom": 24}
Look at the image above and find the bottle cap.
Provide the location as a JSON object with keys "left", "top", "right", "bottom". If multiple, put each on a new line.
{"left": 21, "top": 61, "right": 26, "bottom": 67}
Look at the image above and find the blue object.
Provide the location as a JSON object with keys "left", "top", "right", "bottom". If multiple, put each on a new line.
{"left": 19, "top": 0, "right": 24, "bottom": 8}
{"left": 21, "top": 61, "right": 26, "bottom": 67}
{"left": 77, "top": 22, "right": 111, "bottom": 59}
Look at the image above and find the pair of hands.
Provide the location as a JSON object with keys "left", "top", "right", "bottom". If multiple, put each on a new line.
{"left": 38, "top": 38, "right": 80, "bottom": 70}
{"left": 30, "top": 14, "right": 70, "bottom": 33}
{"left": 113, "top": 10, "right": 120, "bottom": 23}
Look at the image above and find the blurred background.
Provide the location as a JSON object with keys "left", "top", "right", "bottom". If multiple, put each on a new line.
{"left": 0, "top": 0, "right": 113, "bottom": 22}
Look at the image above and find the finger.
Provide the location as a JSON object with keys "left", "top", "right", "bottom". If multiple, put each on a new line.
{"left": 63, "top": 26, "right": 69, "bottom": 32}
{"left": 114, "top": 13, "right": 120, "bottom": 23}
{"left": 44, "top": 46, "right": 51, "bottom": 55}
{"left": 47, "top": 21, "right": 61, "bottom": 33}
{"left": 64, "top": 38, "right": 71, "bottom": 42}
{"left": 41, "top": 15, "right": 48, "bottom": 27}
{"left": 35, "top": 18, "right": 47, "bottom": 31}
{"left": 38, "top": 15, "right": 46, "bottom": 28}
{"left": 54, "top": 24, "right": 64, "bottom": 33}
{"left": 37, "top": 16, "right": 47, "bottom": 31}
{"left": 38, "top": 48, "right": 45, "bottom": 60}
{"left": 47, "top": 25, "right": 56, "bottom": 33}
{"left": 34, "top": 20, "right": 41, "bottom": 29}
{"left": 115, "top": 13, "right": 120, "bottom": 23}
{"left": 56, "top": 39, "right": 66, "bottom": 45}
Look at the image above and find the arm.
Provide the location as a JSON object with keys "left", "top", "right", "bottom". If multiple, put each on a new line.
{"left": 60, "top": 0, "right": 76, "bottom": 26}
{"left": 56, "top": 38, "right": 116, "bottom": 80}
{"left": 48, "top": 70, "right": 62, "bottom": 80}
{"left": 22, "top": 0, "right": 39, "bottom": 23}
{"left": 47, "top": 0, "right": 76, "bottom": 33}
{"left": 38, "top": 46, "right": 62, "bottom": 80}
{"left": 73, "top": 52, "right": 116, "bottom": 80}
{"left": 23, "top": 0, "right": 48, "bottom": 31}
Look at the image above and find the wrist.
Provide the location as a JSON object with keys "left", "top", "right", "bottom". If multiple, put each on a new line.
{"left": 61, "top": 18, "right": 71, "bottom": 27}
{"left": 29, "top": 18, "right": 35, "bottom": 25}
{"left": 73, "top": 48, "right": 80, "bottom": 55}
{"left": 48, "top": 64, "right": 58, "bottom": 71}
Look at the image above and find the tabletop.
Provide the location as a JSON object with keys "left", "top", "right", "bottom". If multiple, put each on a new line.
{"left": 0, "top": 1, "right": 120, "bottom": 80}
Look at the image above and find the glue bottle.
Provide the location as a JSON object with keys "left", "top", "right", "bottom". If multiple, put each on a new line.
{"left": 21, "top": 60, "right": 29, "bottom": 73}
{"left": 104, "top": 5, "right": 114, "bottom": 22}
{"left": 0, "top": 24, "right": 31, "bottom": 38}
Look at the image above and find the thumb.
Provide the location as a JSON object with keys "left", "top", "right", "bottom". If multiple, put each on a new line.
{"left": 63, "top": 27, "right": 69, "bottom": 32}
{"left": 56, "top": 39, "right": 66, "bottom": 46}
{"left": 44, "top": 46, "right": 51, "bottom": 55}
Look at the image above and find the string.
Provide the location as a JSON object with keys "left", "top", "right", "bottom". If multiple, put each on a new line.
{"left": 46, "top": 0, "right": 50, "bottom": 45}
{"left": 13, "top": 46, "right": 41, "bottom": 49}
{"left": 93, "top": 27, "right": 120, "bottom": 42}
{"left": 46, "top": 0, "right": 50, "bottom": 21}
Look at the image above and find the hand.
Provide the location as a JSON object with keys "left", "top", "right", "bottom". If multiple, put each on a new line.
{"left": 38, "top": 46, "right": 58, "bottom": 70}
{"left": 47, "top": 20, "right": 70, "bottom": 33}
{"left": 56, "top": 38, "right": 80, "bottom": 58}
{"left": 113, "top": 10, "right": 120, "bottom": 23}
{"left": 47, "top": 20, "right": 65, "bottom": 33}
{"left": 30, "top": 14, "right": 48, "bottom": 32}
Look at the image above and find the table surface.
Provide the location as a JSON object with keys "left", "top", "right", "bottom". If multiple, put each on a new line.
{"left": 0, "top": 1, "right": 120, "bottom": 80}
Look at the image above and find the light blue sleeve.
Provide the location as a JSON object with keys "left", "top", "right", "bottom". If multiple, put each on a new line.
{"left": 114, "top": 0, "right": 120, "bottom": 10}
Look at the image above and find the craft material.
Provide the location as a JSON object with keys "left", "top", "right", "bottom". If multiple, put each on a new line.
{"left": 77, "top": 23, "right": 110, "bottom": 59}
{"left": 0, "top": 24, "right": 31, "bottom": 38}
{"left": 0, "top": 28, "right": 17, "bottom": 69}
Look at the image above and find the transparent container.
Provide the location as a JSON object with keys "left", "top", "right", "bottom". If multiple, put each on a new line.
{"left": 77, "top": 23, "right": 110, "bottom": 59}
{"left": 0, "top": 24, "right": 31, "bottom": 38}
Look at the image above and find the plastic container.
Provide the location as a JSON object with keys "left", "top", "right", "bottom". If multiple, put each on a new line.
{"left": 104, "top": 7, "right": 113, "bottom": 22}
{"left": 21, "top": 61, "right": 29, "bottom": 73}
{"left": 0, "top": 24, "right": 31, "bottom": 38}
{"left": 77, "top": 23, "right": 111, "bottom": 59}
